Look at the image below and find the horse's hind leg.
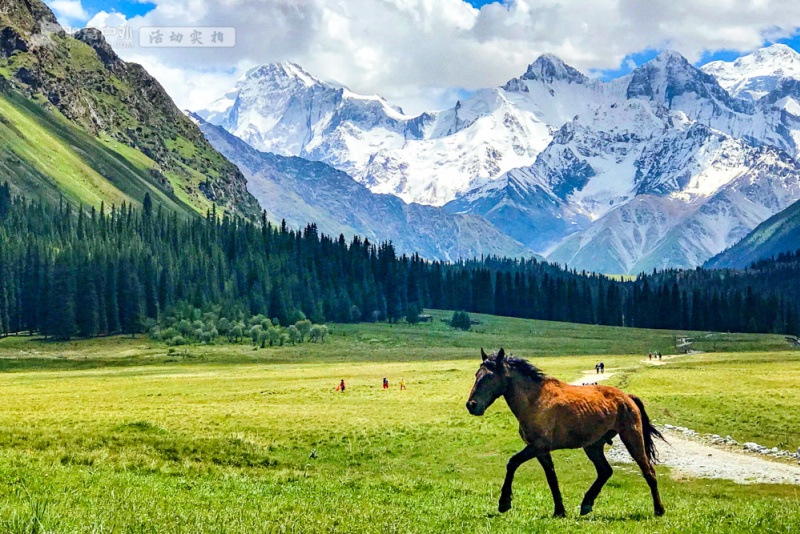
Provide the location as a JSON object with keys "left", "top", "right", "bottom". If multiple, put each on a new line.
{"left": 619, "top": 427, "right": 665, "bottom": 516}
{"left": 537, "top": 452, "right": 566, "bottom": 518}
{"left": 580, "top": 438, "right": 614, "bottom": 516}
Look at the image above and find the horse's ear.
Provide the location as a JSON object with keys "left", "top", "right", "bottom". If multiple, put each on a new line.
{"left": 481, "top": 348, "right": 488, "bottom": 361}
{"left": 497, "top": 348, "right": 505, "bottom": 361}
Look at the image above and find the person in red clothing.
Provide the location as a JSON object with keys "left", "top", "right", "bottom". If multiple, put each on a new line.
{"left": 383, "top": 377, "right": 389, "bottom": 389}
{"left": 338, "top": 379, "right": 346, "bottom": 392}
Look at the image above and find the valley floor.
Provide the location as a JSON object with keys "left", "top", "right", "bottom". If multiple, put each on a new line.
{"left": 0, "top": 311, "right": 798, "bottom": 532}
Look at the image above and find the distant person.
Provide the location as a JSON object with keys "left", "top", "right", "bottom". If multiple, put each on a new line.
{"left": 383, "top": 377, "right": 389, "bottom": 389}
{"left": 339, "top": 379, "right": 346, "bottom": 393}
{"left": 658, "top": 352, "right": 662, "bottom": 361}
{"left": 600, "top": 362, "right": 605, "bottom": 374}
{"left": 595, "top": 363, "right": 600, "bottom": 374}
{"left": 649, "top": 352, "right": 652, "bottom": 361}
{"left": 399, "top": 378, "right": 406, "bottom": 390}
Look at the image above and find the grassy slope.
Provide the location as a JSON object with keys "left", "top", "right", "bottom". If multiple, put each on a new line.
{"left": 0, "top": 311, "right": 798, "bottom": 532}
{"left": 0, "top": 85, "right": 194, "bottom": 214}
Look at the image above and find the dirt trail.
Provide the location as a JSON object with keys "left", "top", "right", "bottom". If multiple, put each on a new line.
{"left": 570, "top": 361, "right": 800, "bottom": 485}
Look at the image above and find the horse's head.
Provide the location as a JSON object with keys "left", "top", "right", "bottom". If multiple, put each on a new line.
{"left": 466, "top": 348, "right": 508, "bottom": 416}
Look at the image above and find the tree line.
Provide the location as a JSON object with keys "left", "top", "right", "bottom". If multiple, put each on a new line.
{"left": 1, "top": 184, "right": 799, "bottom": 339}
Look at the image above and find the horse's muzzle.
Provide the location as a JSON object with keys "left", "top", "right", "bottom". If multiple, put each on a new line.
{"left": 466, "top": 400, "right": 484, "bottom": 416}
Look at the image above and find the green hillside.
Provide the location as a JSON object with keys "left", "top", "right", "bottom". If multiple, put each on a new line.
{"left": 0, "top": 0, "right": 260, "bottom": 217}
{"left": 0, "top": 79, "right": 194, "bottom": 213}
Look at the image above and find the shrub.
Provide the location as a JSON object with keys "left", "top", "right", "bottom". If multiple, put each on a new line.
{"left": 167, "top": 335, "right": 186, "bottom": 346}
{"left": 309, "top": 325, "right": 329, "bottom": 343}
{"left": 450, "top": 311, "right": 472, "bottom": 331}
{"left": 295, "top": 319, "right": 312, "bottom": 342}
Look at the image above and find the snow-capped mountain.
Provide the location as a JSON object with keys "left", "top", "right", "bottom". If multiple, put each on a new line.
{"left": 444, "top": 50, "right": 800, "bottom": 271}
{"left": 197, "top": 46, "right": 800, "bottom": 273}
{"left": 198, "top": 55, "right": 627, "bottom": 206}
{"left": 448, "top": 92, "right": 800, "bottom": 271}
{"left": 198, "top": 62, "right": 414, "bottom": 169}
{"left": 702, "top": 44, "right": 800, "bottom": 102}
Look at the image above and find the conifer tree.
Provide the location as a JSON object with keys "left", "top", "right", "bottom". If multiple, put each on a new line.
{"left": 48, "top": 254, "right": 77, "bottom": 340}
{"left": 77, "top": 264, "right": 100, "bottom": 338}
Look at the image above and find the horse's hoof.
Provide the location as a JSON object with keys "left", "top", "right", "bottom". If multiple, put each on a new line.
{"left": 655, "top": 507, "right": 665, "bottom": 517}
{"left": 553, "top": 509, "right": 567, "bottom": 518}
{"left": 498, "top": 498, "right": 512, "bottom": 513}
{"left": 580, "top": 504, "right": 593, "bottom": 516}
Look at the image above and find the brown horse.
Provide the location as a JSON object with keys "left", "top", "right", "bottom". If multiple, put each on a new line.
{"left": 466, "top": 348, "right": 665, "bottom": 518}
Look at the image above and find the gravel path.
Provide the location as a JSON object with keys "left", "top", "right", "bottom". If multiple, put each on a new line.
{"left": 570, "top": 363, "right": 800, "bottom": 485}
{"left": 607, "top": 430, "right": 800, "bottom": 485}
{"left": 569, "top": 371, "right": 615, "bottom": 386}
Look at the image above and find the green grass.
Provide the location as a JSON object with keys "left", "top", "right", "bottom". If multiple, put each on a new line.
{"left": 0, "top": 311, "right": 799, "bottom": 532}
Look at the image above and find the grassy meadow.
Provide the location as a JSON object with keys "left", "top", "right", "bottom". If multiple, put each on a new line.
{"left": 0, "top": 310, "right": 799, "bottom": 532}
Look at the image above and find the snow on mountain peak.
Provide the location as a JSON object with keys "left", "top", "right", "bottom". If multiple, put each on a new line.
{"left": 653, "top": 49, "right": 687, "bottom": 63}
{"left": 702, "top": 44, "right": 800, "bottom": 101}
{"left": 521, "top": 53, "right": 588, "bottom": 84}
{"left": 244, "top": 62, "right": 321, "bottom": 88}
{"left": 623, "top": 49, "right": 755, "bottom": 118}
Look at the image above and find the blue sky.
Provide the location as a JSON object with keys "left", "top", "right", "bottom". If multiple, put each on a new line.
{"left": 81, "top": 0, "right": 154, "bottom": 18}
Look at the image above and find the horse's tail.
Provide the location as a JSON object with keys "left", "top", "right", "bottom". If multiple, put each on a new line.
{"left": 629, "top": 394, "right": 666, "bottom": 464}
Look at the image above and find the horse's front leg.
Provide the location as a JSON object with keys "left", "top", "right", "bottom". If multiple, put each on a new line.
{"left": 499, "top": 445, "right": 539, "bottom": 513}
{"left": 538, "top": 452, "right": 566, "bottom": 517}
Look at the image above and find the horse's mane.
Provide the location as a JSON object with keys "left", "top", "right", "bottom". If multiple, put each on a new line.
{"left": 489, "top": 352, "right": 546, "bottom": 382}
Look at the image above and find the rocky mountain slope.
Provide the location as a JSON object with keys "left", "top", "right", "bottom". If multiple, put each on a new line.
{"left": 0, "top": 0, "right": 259, "bottom": 217}
{"left": 192, "top": 113, "right": 534, "bottom": 261}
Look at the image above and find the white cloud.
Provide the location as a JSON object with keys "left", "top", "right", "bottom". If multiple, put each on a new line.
{"left": 47, "top": 0, "right": 89, "bottom": 24}
{"left": 78, "top": 0, "right": 800, "bottom": 114}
